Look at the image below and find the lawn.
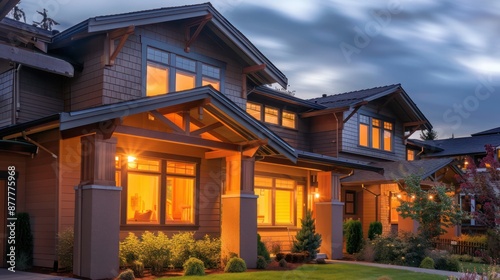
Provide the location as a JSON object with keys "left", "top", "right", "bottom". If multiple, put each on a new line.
{"left": 158, "top": 263, "right": 449, "bottom": 280}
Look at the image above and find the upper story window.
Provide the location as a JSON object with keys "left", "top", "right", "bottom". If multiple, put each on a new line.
{"left": 146, "top": 46, "right": 221, "bottom": 96}
{"left": 407, "top": 149, "right": 415, "bottom": 161}
{"left": 359, "top": 114, "right": 393, "bottom": 152}
{"left": 246, "top": 101, "right": 297, "bottom": 129}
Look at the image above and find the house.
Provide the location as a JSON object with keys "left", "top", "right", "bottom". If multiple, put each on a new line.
{"left": 0, "top": 2, "right": 381, "bottom": 278}
{"left": 0, "top": 1, "right": 461, "bottom": 278}
{"left": 408, "top": 127, "right": 500, "bottom": 233}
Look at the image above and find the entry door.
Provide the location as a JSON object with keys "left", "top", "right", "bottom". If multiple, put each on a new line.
{"left": 0, "top": 180, "right": 5, "bottom": 267}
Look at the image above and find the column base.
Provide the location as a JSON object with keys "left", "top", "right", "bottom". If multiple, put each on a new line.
{"left": 315, "top": 201, "right": 344, "bottom": 260}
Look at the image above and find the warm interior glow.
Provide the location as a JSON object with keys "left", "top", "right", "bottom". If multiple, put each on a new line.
{"left": 202, "top": 78, "right": 220, "bottom": 90}
{"left": 372, "top": 126, "right": 381, "bottom": 149}
{"left": 127, "top": 173, "right": 159, "bottom": 224}
{"left": 246, "top": 102, "right": 262, "bottom": 120}
{"left": 383, "top": 130, "right": 392, "bottom": 151}
{"left": 282, "top": 111, "right": 296, "bottom": 129}
{"left": 166, "top": 177, "right": 194, "bottom": 223}
{"left": 146, "top": 63, "right": 168, "bottom": 96}
{"left": 175, "top": 71, "right": 195, "bottom": 91}
{"left": 359, "top": 123, "right": 369, "bottom": 146}
{"left": 264, "top": 107, "right": 279, "bottom": 124}
{"left": 397, "top": 194, "right": 402, "bottom": 199}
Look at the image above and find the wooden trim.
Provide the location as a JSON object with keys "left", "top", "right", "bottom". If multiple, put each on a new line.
{"left": 343, "top": 101, "right": 368, "bottom": 124}
{"left": 300, "top": 106, "right": 349, "bottom": 118}
{"left": 403, "top": 120, "right": 427, "bottom": 127}
{"left": 243, "top": 64, "right": 266, "bottom": 74}
{"left": 184, "top": 14, "right": 212, "bottom": 52}
{"left": 148, "top": 110, "right": 184, "bottom": 134}
{"left": 107, "top": 25, "right": 135, "bottom": 65}
{"left": 190, "top": 122, "right": 223, "bottom": 136}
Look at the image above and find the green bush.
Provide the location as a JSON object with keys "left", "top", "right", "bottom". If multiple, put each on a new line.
{"left": 131, "top": 260, "right": 144, "bottom": 278}
{"left": 270, "top": 241, "right": 281, "bottom": 255}
{"left": 275, "top": 252, "right": 285, "bottom": 261}
{"left": 292, "top": 210, "right": 322, "bottom": 259}
{"left": 345, "top": 219, "right": 363, "bottom": 254}
{"left": 372, "top": 232, "right": 429, "bottom": 267}
{"left": 183, "top": 257, "right": 205, "bottom": 276}
{"left": 256, "top": 256, "right": 267, "bottom": 269}
{"left": 486, "top": 229, "right": 500, "bottom": 262}
{"left": 57, "top": 227, "right": 74, "bottom": 272}
{"left": 419, "top": 257, "right": 435, "bottom": 269}
{"left": 140, "top": 231, "right": 169, "bottom": 272}
{"left": 224, "top": 257, "right": 247, "bottom": 273}
{"left": 458, "top": 234, "right": 488, "bottom": 245}
{"left": 117, "top": 269, "right": 135, "bottom": 280}
{"left": 257, "top": 234, "right": 271, "bottom": 263}
{"left": 446, "top": 257, "right": 460, "bottom": 272}
{"left": 192, "top": 235, "right": 221, "bottom": 269}
{"left": 368, "top": 221, "right": 383, "bottom": 240}
{"left": 285, "top": 253, "right": 293, "bottom": 262}
{"left": 278, "top": 258, "right": 287, "bottom": 268}
{"left": 457, "top": 254, "right": 472, "bottom": 262}
{"left": 120, "top": 233, "right": 142, "bottom": 265}
{"left": 15, "top": 213, "right": 33, "bottom": 269}
{"left": 170, "top": 232, "right": 196, "bottom": 269}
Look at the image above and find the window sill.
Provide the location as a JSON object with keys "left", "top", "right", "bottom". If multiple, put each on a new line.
{"left": 264, "top": 122, "right": 298, "bottom": 132}
{"left": 356, "top": 145, "right": 395, "bottom": 155}
{"left": 120, "top": 224, "right": 199, "bottom": 231}
{"left": 257, "top": 225, "right": 299, "bottom": 230}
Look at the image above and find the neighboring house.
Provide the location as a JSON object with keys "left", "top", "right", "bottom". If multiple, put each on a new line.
{"left": 0, "top": 2, "right": 463, "bottom": 278}
{"left": 408, "top": 127, "right": 500, "bottom": 233}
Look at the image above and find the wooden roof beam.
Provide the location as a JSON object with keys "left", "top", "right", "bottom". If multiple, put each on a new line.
{"left": 106, "top": 25, "right": 135, "bottom": 65}
{"left": 191, "top": 122, "right": 223, "bottom": 136}
{"left": 148, "top": 110, "right": 184, "bottom": 134}
{"left": 242, "top": 64, "right": 266, "bottom": 98}
{"left": 343, "top": 101, "right": 368, "bottom": 124}
{"left": 184, "top": 14, "right": 212, "bottom": 52}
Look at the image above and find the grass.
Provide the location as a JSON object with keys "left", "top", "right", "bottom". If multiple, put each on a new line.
{"left": 158, "top": 264, "right": 450, "bottom": 280}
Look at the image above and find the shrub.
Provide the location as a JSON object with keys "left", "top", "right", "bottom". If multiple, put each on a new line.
{"left": 117, "top": 269, "right": 135, "bottom": 280}
{"left": 472, "top": 256, "right": 483, "bottom": 263}
{"left": 275, "top": 252, "right": 285, "bottom": 261}
{"left": 15, "top": 213, "right": 33, "bottom": 269}
{"left": 458, "top": 234, "right": 488, "bottom": 245}
{"left": 170, "top": 232, "right": 196, "bottom": 269}
{"left": 57, "top": 227, "right": 74, "bottom": 272}
{"left": 419, "top": 257, "right": 435, "bottom": 269}
{"left": 458, "top": 254, "right": 473, "bottom": 262}
{"left": 270, "top": 241, "right": 281, "bottom": 255}
{"left": 16, "top": 252, "right": 31, "bottom": 271}
{"left": 183, "top": 257, "right": 205, "bottom": 276}
{"left": 355, "top": 240, "right": 375, "bottom": 262}
{"left": 278, "top": 258, "right": 287, "bottom": 268}
{"left": 120, "top": 233, "right": 142, "bottom": 266}
{"left": 292, "top": 210, "right": 322, "bottom": 259}
{"left": 192, "top": 235, "right": 221, "bottom": 269}
{"left": 140, "top": 231, "right": 169, "bottom": 272}
{"left": 257, "top": 234, "right": 271, "bottom": 263}
{"left": 446, "top": 257, "right": 460, "bottom": 272}
{"left": 131, "top": 260, "right": 144, "bottom": 278}
{"left": 224, "top": 257, "right": 247, "bottom": 273}
{"left": 285, "top": 253, "right": 293, "bottom": 263}
{"left": 368, "top": 221, "right": 383, "bottom": 240}
{"left": 256, "top": 256, "right": 267, "bottom": 269}
{"left": 486, "top": 229, "right": 500, "bottom": 262}
{"left": 372, "top": 232, "right": 429, "bottom": 267}
{"left": 345, "top": 219, "right": 363, "bottom": 254}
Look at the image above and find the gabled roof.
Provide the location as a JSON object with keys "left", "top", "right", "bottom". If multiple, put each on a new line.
{"left": 296, "top": 150, "right": 383, "bottom": 173}
{"left": 249, "top": 86, "right": 326, "bottom": 110}
{"left": 410, "top": 134, "right": 500, "bottom": 158}
{"left": 341, "top": 158, "right": 456, "bottom": 185}
{"left": 51, "top": 3, "right": 287, "bottom": 88}
{"left": 471, "top": 126, "right": 500, "bottom": 136}
{"left": 308, "top": 84, "right": 432, "bottom": 131}
{"left": 60, "top": 86, "right": 297, "bottom": 162}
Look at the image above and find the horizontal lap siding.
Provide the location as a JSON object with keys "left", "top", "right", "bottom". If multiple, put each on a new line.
{"left": 58, "top": 137, "right": 80, "bottom": 232}
{"left": 258, "top": 228, "right": 299, "bottom": 252}
{"left": 24, "top": 133, "right": 59, "bottom": 267}
{"left": 0, "top": 69, "right": 13, "bottom": 127}
{"left": 309, "top": 114, "right": 341, "bottom": 156}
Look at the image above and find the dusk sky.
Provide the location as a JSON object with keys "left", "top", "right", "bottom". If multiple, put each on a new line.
{"left": 14, "top": 0, "right": 500, "bottom": 138}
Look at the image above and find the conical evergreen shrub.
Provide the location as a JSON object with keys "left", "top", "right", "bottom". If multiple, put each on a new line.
{"left": 292, "top": 210, "right": 322, "bottom": 259}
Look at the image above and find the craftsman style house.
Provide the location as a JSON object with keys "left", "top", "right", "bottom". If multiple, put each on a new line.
{"left": 0, "top": 1, "right": 461, "bottom": 278}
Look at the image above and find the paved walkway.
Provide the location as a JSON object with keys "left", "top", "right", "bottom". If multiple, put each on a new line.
{"left": 0, "top": 269, "right": 78, "bottom": 280}
{"left": 329, "top": 260, "right": 465, "bottom": 278}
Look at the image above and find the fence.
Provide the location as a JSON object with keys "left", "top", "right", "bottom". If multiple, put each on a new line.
{"left": 433, "top": 238, "right": 487, "bottom": 256}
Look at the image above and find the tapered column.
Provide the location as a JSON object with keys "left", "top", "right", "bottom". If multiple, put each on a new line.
{"left": 74, "top": 134, "right": 121, "bottom": 279}
{"left": 316, "top": 171, "right": 344, "bottom": 259}
{"left": 221, "top": 154, "right": 257, "bottom": 268}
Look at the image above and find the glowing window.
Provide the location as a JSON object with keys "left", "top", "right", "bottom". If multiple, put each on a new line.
{"left": 246, "top": 102, "right": 261, "bottom": 120}
{"left": 175, "top": 70, "right": 196, "bottom": 92}
{"left": 407, "top": 149, "right": 415, "bottom": 161}
{"left": 127, "top": 173, "right": 160, "bottom": 224}
{"left": 146, "top": 62, "right": 169, "bottom": 96}
{"left": 264, "top": 106, "right": 279, "bottom": 124}
{"left": 255, "top": 176, "right": 298, "bottom": 226}
{"left": 282, "top": 111, "right": 296, "bottom": 129}
{"left": 166, "top": 177, "right": 194, "bottom": 224}
{"left": 359, "top": 114, "right": 393, "bottom": 151}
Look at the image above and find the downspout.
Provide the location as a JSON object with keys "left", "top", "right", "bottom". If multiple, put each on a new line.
{"left": 12, "top": 64, "right": 22, "bottom": 124}
{"left": 333, "top": 113, "right": 339, "bottom": 157}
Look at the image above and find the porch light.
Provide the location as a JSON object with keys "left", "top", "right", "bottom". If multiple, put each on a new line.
{"left": 397, "top": 194, "right": 402, "bottom": 199}
{"left": 428, "top": 195, "right": 433, "bottom": 200}
{"left": 314, "top": 192, "right": 320, "bottom": 199}
{"left": 127, "top": 155, "right": 137, "bottom": 169}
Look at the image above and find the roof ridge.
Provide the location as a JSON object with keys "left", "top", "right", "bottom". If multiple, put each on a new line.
{"left": 309, "top": 83, "right": 400, "bottom": 101}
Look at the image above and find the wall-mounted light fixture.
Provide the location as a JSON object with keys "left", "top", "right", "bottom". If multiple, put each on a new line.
{"left": 127, "top": 155, "right": 137, "bottom": 169}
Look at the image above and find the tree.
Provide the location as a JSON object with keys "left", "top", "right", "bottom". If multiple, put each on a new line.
{"left": 33, "top": 8, "right": 59, "bottom": 31}
{"left": 11, "top": 2, "right": 26, "bottom": 23}
{"left": 420, "top": 129, "right": 438, "bottom": 140}
{"left": 458, "top": 144, "right": 500, "bottom": 231}
{"left": 397, "top": 174, "right": 463, "bottom": 240}
{"left": 292, "top": 210, "right": 322, "bottom": 259}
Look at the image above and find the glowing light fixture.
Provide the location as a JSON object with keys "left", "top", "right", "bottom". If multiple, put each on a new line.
{"left": 314, "top": 192, "right": 320, "bottom": 199}
{"left": 127, "top": 155, "right": 137, "bottom": 169}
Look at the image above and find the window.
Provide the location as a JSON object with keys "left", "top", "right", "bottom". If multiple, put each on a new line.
{"left": 264, "top": 106, "right": 279, "bottom": 124}
{"left": 407, "top": 149, "right": 415, "bottom": 161}
{"left": 345, "top": 191, "right": 356, "bottom": 214}
{"left": 358, "top": 114, "right": 393, "bottom": 151}
{"left": 254, "top": 176, "right": 303, "bottom": 226}
{"left": 282, "top": 111, "right": 296, "bottom": 129}
{"left": 117, "top": 155, "right": 197, "bottom": 225}
{"left": 390, "top": 194, "right": 400, "bottom": 224}
{"left": 246, "top": 102, "right": 262, "bottom": 120}
{"left": 146, "top": 46, "right": 221, "bottom": 96}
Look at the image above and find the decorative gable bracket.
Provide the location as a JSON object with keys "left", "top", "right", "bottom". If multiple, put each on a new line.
{"left": 184, "top": 14, "right": 212, "bottom": 53}
{"left": 105, "top": 25, "right": 135, "bottom": 66}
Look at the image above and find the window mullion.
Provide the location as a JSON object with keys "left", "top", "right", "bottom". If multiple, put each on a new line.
{"left": 195, "top": 61, "right": 202, "bottom": 87}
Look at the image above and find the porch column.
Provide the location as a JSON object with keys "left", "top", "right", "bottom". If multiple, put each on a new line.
{"left": 221, "top": 154, "right": 257, "bottom": 268}
{"left": 74, "top": 134, "right": 121, "bottom": 279}
{"left": 315, "top": 171, "right": 344, "bottom": 259}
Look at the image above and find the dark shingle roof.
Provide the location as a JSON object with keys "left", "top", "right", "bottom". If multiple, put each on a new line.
{"left": 341, "top": 158, "right": 455, "bottom": 184}
{"left": 308, "top": 84, "right": 400, "bottom": 109}
{"left": 471, "top": 126, "right": 500, "bottom": 136}
{"left": 413, "top": 134, "right": 500, "bottom": 158}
